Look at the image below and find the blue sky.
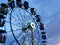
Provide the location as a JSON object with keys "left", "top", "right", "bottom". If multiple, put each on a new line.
{"left": 29, "top": 0, "right": 60, "bottom": 45}
{"left": 0, "top": 0, "right": 60, "bottom": 45}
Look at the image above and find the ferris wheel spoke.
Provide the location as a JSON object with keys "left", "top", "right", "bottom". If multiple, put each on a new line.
{"left": 6, "top": 35, "right": 12, "bottom": 45}
{"left": 11, "top": 16, "right": 17, "bottom": 21}
{"left": 21, "top": 10, "right": 28, "bottom": 24}
{"left": 6, "top": 21, "right": 21, "bottom": 27}
{"left": 18, "top": 9, "right": 26, "bottom": 25}
{"left": 21, "top": 8, "right": 36, "bottom": 22}
{"left": 12, "top": 9, "right": 25, "bottom": 26}
{"left": 6, "top": 29, "right": 22, "bottom": 33}
{"left": 11, "top": 15, "right": 22, "bottom": 25}
{"left": 9, "top": 31, "right": 28, "bottom": 45}
{"left": 9, "top": 32, "right": 24, "bottom": 45}
{"left": 0, "top": 0, "right": 47, "bottom": 45}
{"left": 15, "top": 14, "right": 23, "bottom": 24}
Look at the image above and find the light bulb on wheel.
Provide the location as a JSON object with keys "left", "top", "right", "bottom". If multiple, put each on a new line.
{"left": 30, "top": 22, "right": 35, "bottom": 29}
{"left": 27, "top": 22, "right": 35, "bottom": 29}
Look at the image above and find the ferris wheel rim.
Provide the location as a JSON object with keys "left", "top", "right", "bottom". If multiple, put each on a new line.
{"left": 9, "top": 7, "right": 39, "bottom": 45}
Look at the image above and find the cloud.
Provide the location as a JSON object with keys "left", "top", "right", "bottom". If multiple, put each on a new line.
{"left": 47, "top": 34, "right": 60, "bottom": 45}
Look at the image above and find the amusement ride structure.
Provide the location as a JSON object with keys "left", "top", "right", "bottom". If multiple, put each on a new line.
{"left": 0, "top": 0, "right": 47, "bottom": 45}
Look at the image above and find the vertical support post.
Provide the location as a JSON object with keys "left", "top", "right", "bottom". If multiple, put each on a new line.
{"left": 31, "top": 28, "right": 34, "bottom": 45}
{"left": 22, "top": 32, "right": 26, "bottom": 45}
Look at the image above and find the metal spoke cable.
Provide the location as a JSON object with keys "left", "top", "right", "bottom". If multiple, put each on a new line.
{"left": 6, "top": 29, "right": 22, "bottom": 33}
{"left": 10, "top": 8, "right": 21, "bottom": 45}
{"left": 19, "top": 9, "right": 26, "bottom": 25}
{"left": 15, "top": 13, "right": 23, "bottom": 25}
{"left": 6, "top": 21, "right": 21, "bottom": 27}
{"left": 9, "top": 32, "right": 24, "bottom": 45}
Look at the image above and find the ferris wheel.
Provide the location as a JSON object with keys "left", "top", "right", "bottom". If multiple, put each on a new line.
{"left": 0, "top": 0, "right": 47, "bottom": 45}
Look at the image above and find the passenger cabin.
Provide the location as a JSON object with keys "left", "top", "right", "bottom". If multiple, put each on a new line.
{"left": 30, "top": 8, "right": 36, "bottom": 15}
{"left": 42, "top": 34, "right": 46, "bottom": 40}
{"left": 35, "top": 15, "right": 41, "bottom": 22}
{"left": 41, "top": 32, "right": 46, "bottom": 34}
{"left": 8, "top": 0, "right": 15, "bottom": 8}
{"left": 24, "top": 1, "right": 29, "bottom": 9}
{"left": 0, "top": 14, "right": 6, "bottom": 19}
{"left": 40, "top": 23, "right": 44, "bottom": 30}
{"left": 16, "top": 0, "right": 22, "bottom": 8}
{"left": 0, "top": 3, "right": 8, "bottom": 15}
{"left": 0, "top": 7, "right": 8, "bottom": 15}
{"left": 1, "top": 3, "right": 8, "bottom": 8}
{"left": 0, "top": 19, "right": 5, "bottom": 27}
{"left": 0, "top": 30, "right": 6, "bottom": 43}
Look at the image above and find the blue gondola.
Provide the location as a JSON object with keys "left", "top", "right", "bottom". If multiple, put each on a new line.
{"left": 42, "top": 43, "right": 46, "bottom": 45}
{"left": 0, "top": 30, "right": 6, "bottom": 33}
{"left": 41, "top": 31, "right": 46, "bottom": 34}
{"left": 42, "top": 40, "right": 46, "bottom": 43}
{"left": 16, "top": 0, "right": 22, "bottom": 8}
{"left": 0, "top": 7, "right": 8, "bottom": 15}
{"left": 30, "top": 8, "right": 36, "bottom": 15}
{"left": 35, "top": 15, "right": 41, "bottom": 22}
{"left": 1, "top": 3, "right": 8, "bottom": 8}
{"left": 0, "top": 30, "right": 6, "bottom": 43}
{"left": 24, "top": 1, "right": 29, "bottom": 9}
{"left": 8, "top": 0, "right": 15, "bottom": 8}
{"left": 42, "top": 35, "right": 46, "bottom": 39}
{"left": 0, "top": 35, "right": 6, "bottom": 43}
{"left": 40, "top": 23, "right": 44, "bottom": 30}
{"left": 0, "top": 14, "right": 6, "bottom": 19}
{"left": 0, "top": 19, "right": 5, "bottom": 27}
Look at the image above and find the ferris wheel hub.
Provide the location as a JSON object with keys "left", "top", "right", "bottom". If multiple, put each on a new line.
{"left": 22, "top": 22, "right": 35, "bottom": 31}
{"left": 27, "top": 22, "right": 35, "bottom": 29}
